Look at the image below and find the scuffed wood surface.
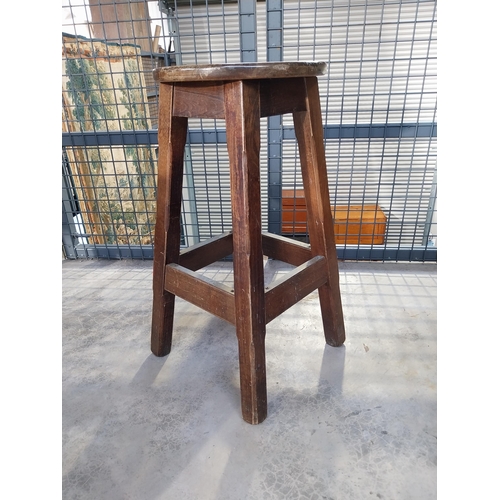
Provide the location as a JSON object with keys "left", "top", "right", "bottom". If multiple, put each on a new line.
{"left": 154, "top": 61, "right": 326, "bottom": 82}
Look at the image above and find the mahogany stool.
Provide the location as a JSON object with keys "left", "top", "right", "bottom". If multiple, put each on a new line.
{"left": 151, "top": 62, "right": 345, "bottom": 424}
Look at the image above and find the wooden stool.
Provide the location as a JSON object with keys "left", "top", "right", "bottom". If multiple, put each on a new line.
{"left": 151, "top": 62, "right": 345, "bottom": 424}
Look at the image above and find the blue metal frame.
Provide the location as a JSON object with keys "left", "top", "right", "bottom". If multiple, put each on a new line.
{"left": 62, "top": 122, "right": 436, "bottom": 148}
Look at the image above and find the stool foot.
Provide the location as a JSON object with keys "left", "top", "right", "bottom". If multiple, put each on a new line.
{"left": 237, "top": 335, "right": 267, "bottom": 424}
{"left": 151, "top": 292, "right": 175, "bottom": 357}
{"left": 318, "top": 284, "right": 346, "bottom": 347}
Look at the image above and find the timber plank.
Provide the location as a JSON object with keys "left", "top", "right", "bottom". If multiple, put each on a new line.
{"left": 179, "top": 232, "right": 234, "bottom": 271}
{"left": 265, "top": 256, "right": 327, "bottom": 324}
{"left": 165, "top": 264, "right": 235, "bottom": 325}
{"left": 173, "top": 82, "right": 225, "bottom": 119}
{"left": 261, "top": 232, "right": 312, "bottom": 266}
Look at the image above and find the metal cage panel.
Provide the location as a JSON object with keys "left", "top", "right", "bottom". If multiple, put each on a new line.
{"left": 62, "top": 0, "right": 437, "bottom": 261}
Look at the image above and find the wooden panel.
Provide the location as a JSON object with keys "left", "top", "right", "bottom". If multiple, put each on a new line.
{"left": 282, "top": 189, "right": 308, "bottom": 234}
{"left": 164, "top": 264, "right": 236, "bottom": 325}
{"left": 265, "top": 256, "right": 327, "bottom": 324}
{"left": 171, "top": 77, "right": 307, "bottom": 119}
{"left": 282, "top": 189, "right": 387, "bottom": 245}
{"left": 173, "top": 82, "right": 225, "bottom": 119}
{"left": 261, "top": 232, "right": 311, "bottom": 266}
{"left": 259, "top": 78, "right": 307, "bottom": 117}
{"left": 179, "top": 232, "right": 234, "bottom": 271}
{"left": 333, "top": 205, "right": 387, "bottom": 245}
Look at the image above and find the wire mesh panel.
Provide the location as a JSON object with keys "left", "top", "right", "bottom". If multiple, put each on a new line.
{"left": 278, "top": 0, "right": 437, "bottom": 260}
{"left": 62, "top": 1, "right": 169, "bottom": 258}
{"left": 62, "top": 0, "right": 437, "bottom": 261}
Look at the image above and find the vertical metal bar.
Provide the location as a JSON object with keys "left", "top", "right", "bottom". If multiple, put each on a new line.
{"left": 414, "top": 2, "right": 438, "bottom": 253}
{"left": 220, "top": 0, "right": 232, "bottom": 63}
{"left": 204, "top": 0, "right": 214, "bottom": 63}
{"left": 422, "top": 167, "right": 437, "bottom": 246}
{"left": 383, "top": 3, "right": 419, "bottom": 260}
{"left": 323, "top": 1, "right": 337, "bottom": 213}
{"left": 369, "top": 0, "right": 391, "bottom": 259}
{"left": 393, "top": 0, "right": 420, "bottom": 259}
{"left": 337, "top": 0, "right": 355, "bottom": 257}
{"left": 62, "top": 154, "right": 79, "bottom": 259}
{"left": 62, "top": 209, "right": 75, "bottom": 260}
{"left": 266, "top": 0, "right": 283, "bottom": 235}
{"left": 181, "top": 146, "right": 200, "bottom": 246}
{"left": 356, "top": 2, "right": 372, "bottom": 251}
{"left": 239, "top": 0, "right": 258, "bottom": 63}
{"left": 164, "top": 4, "right": 181, "bottom": 64}
{"left": 393, "top": 0, "right": 436, "bottom": 259}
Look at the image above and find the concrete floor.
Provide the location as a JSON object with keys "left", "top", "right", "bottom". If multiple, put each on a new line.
{"left": 62, "top": 258, "right": 437, "bottom": 500}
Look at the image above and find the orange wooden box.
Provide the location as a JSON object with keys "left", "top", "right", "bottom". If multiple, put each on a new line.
{"left": 282, "top": 190, "right": 387, "bottom": 245}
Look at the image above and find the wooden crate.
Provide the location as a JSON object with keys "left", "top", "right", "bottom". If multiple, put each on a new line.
{"left": 282, "top": 189, "right": 308, "bottom": 233}
{"left": 332, "top": 204, "right": 387, "bottom": 245}
{"left": 282, "top": 190, "right": 386, "bottom": 245}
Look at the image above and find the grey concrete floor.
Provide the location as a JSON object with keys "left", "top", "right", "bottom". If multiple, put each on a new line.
{"left": 62, "top": 258, "right": 437, "bottom": 500}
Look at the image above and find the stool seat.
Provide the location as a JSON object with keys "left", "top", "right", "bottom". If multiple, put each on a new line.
{"left": 151, "top": 61, "right": 345, "bottom": 424}
{"left": 153, "top": 61, "right": 327, "bottom": 82}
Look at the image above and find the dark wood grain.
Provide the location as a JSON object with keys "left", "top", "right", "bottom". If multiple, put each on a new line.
{"left": 154, "top": 61, "right": 327, "bottom": 83}
{"left": 151, "top": 82, "right": 188, "bottom": 357}
{"left": 225, "top": 79, "right": 267, "bottom": 424}
{"left": 259, "top": 78, "right": 308, "bottom": 118}
{"left": 179, "top": 232, "right": 233, "bottom": 271}
{"left": 173, "top": 82, "right": 225, "bottom": 119}
{"left": 293, "top": 77, "right": 346, "bottom": 347}
{"left": 261, "top": 232, "right": 312, "bottom": 266}
{"left": 171, "top": 78, "right": 308, "bottom": 119}
{"left": 164, "top": 264, "right": 235, "bottom": 325}
{"left": 265, "top": 256, "right": 327, "bottom": 324}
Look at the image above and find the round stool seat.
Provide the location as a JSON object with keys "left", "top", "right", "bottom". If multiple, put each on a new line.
{"left": 153, "top": 61, "right": 327, "bottom": 82}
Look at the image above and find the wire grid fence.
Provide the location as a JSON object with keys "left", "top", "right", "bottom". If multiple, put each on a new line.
{"left": 62, "top": 0, "right": 437, "bottom": 262}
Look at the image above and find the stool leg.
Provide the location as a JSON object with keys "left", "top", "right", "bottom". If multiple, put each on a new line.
{"left": 293, "top": 77, "right": 346, "bottom": 347}
{"left": 151, "top": 83, "right": 188, "bottom": 356}
{"left": 225, "top": 80, "right": 267, "bottom": 424}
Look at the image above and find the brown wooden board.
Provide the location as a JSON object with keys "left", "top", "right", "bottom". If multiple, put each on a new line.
{"left": 282, "top": 189, "right": 387, "bottom": 245}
